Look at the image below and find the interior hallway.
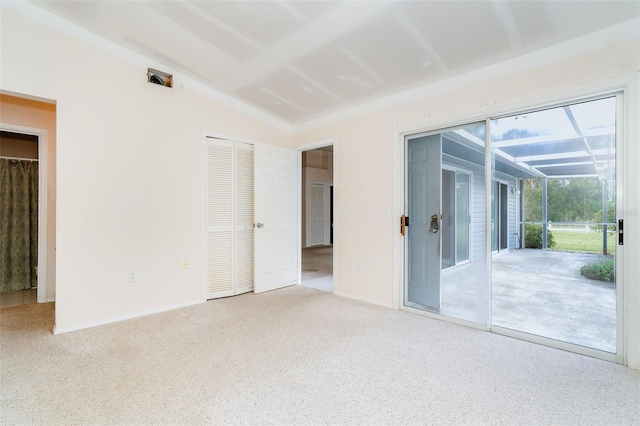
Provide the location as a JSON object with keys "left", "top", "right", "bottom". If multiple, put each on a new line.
{"left": 301, "top": 245, "right": 333, "bottom": 293}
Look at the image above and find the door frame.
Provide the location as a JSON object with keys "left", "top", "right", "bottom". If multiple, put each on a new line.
{"left": 490, "top": 178, "right": 510, "bottom": 253}
{"left": 0, "top": 123, "right": 49, "bottom": 303}
{"left": 393, "top": 81, "right": 633, "bottom": 365}
{"left": 297, "top": 139, "right": 336, "bottom": 291}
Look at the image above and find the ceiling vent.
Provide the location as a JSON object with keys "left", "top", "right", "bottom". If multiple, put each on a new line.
{"left": 147, "top": 68, "right": 173, "bottom": 88}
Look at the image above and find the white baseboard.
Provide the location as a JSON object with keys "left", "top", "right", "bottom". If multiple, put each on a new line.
{"left": 333, "top": 290, "right": 395, "bottom": 309}
{"left": 52, "top": 299, "right": 204, "bottom": 334}
{"left": 46, "top": 297, "right": 55, "bottom": 302}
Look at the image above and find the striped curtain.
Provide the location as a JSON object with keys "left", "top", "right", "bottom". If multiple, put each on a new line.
{"left": 0, "top": 159, "right": 38, "bottom": 292}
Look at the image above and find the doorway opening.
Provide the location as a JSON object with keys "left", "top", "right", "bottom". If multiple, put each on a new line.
{"left": 0, "top": 131, "right": 39, "bottom": 307}
{"left": 300, "top": 145, "right": 333, "bottom": 293}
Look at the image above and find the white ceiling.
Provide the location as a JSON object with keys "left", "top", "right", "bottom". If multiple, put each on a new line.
{"left": 28, "top": 1, "right": 640, "bottom": 125}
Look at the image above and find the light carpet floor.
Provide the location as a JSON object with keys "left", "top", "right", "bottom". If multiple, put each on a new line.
{"left": 1, "top": 285, "right": 639, "bottom": 425}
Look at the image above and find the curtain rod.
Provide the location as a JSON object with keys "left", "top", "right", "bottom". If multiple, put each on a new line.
{"left": 0, "top": 155, "right": 38, "bottom": 162}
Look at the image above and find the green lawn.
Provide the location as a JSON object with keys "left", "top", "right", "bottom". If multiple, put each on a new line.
{"left": 550, "top": 230, "right": 616, "bottom": 254}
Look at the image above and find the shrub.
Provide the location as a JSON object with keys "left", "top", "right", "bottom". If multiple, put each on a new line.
{"left": 580, "top": 257, "right": 615, "bottom": 282}
{"left": 524, "top": 224, "right": 556, "bottom": 249}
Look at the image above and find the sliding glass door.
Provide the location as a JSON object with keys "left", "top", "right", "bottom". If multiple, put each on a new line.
{"left": 490, "top": 96, "right": 618, "bottom": 353}
{"left": 405, "top": 122, "right": 486, "bottom": 324}
{"left": 404, "top": 94, "right": 622, "bottom": 357}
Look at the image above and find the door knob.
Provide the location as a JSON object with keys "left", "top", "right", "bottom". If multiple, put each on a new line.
{"left": 255, "top": 223, "right": 264, "bottom": 228}
{"left": 430, "top": 214, "right": 439, "bottom": 233}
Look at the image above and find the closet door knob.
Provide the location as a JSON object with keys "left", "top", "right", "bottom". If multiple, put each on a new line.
{"left": 255, "top": 223, "right": 264, "bottom": 228}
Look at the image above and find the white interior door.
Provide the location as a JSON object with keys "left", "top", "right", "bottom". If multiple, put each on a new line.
{"left": 406, "top": 134, "right": 442, "bottom": 308}
{"left": 254, "top": 143, "right": 298, "bottom": 293}
{"left": 307, "top": 183, "right": 325, "bottom": 246}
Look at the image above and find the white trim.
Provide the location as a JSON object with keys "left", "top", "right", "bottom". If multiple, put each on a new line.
{"left": 296, "top": 138, "right": 337, "bottom": 152}
{"left": 201, "top": 135, "right": 208, "bottom": 302}
{"left": 615, "top": 90, "right": 626, "bottom": 365}
{"left": 53, "top": 299, "right": 203, "bottom": 334}
{"left": 0, "top": 90, "right": 55, "bottom": 106}
{"left": 401, "top": 305, "right": 487, "bottom": 331}
{"left": 334, "top": 290, "right": 394, "bottom": 309}
{"left": 491, "top": 325, "right": 620, "bottom": 364}
{"left": 0, "top": 123, "right": 49, "bottom": 304}
{"left": 623, "top": 75, "right": 639, "bottom": 369}
{"left": 297, "top": 151, "right": 302, "bottom": 285}
{"left": 484, "top": 118, "right": 493, "bottom": 331}
{"left": 203, "top": 131, "right": 258, "bottom": 146}
{"left": 4, "top": 0, "right": 293, "bottom": 135}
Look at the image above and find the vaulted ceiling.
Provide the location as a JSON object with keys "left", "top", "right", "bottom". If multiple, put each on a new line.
{"left": 29, "top": 1, "right": 640, "bottom": 125}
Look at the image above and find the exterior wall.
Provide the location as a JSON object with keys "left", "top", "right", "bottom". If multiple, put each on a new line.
{"left": 493, "top": 171, "right": 518, "bottom": 251}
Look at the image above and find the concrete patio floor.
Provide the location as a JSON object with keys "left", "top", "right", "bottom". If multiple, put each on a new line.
{"left": 439, "top": 249, "right": 616, "bottom": 353}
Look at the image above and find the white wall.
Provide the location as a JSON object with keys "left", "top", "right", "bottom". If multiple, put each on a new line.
{"left": 294, "top": 25, "right": 640, "bottom": 368}
{"left": 1, "top": 7, "right": 293, "bottom": 332}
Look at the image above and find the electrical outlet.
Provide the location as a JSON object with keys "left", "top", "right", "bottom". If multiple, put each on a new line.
{"left": 356, "top": 261, "right": 361, "bottom": 271}
{"left": 182, "top": 259, "right": 190, "bottom": 270}
{"left": 128, "top": 272, "right": 137, "bottom": 283}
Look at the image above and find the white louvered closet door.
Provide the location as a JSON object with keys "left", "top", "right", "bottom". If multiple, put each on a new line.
{"left": 206, "top": 138, "right": 254, "bottom": 299}
{"left": 234, "top": 142, "right": 254, "bottom": 295}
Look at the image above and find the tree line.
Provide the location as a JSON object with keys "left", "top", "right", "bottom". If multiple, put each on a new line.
{"left": 524, "top": 177, "right": 615, "bottom": 229}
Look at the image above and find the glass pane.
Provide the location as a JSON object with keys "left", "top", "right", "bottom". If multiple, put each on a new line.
{"left": 455, "top": 173, "right": 470, "bottom": 263}
{"left": 490, "top": 97, "right": 617, "bottom": 353}
{"left": 439, "top": 123, "right": 486, "bottom": 324}
{"left": 442, "top": 170, "right": 455, "bottom": 269}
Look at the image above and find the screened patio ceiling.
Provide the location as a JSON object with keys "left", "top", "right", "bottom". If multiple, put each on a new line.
{"left": 445, "top": 96, "right": 616, "bottom": 180}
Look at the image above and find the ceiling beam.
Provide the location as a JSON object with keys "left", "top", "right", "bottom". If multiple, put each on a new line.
{"left": 395, "top": 13, "right": 448, "bottom": 72}
{"left": 515, "top": 148, "right": 612, "bottom": 163}
{"left": 491, "top": 0, "right": 522, "bottom": 49}
{"left": 563, "top": 105, "right": 611, "bottom": 179}
{"left": 492, "top": 126, "right": 614, "bottom": 148}
{"left": 338, "top": 45, "right": 386, "bottom": 85}
{"left": 228, "top": 2, "right": 396, "bottom": 90}
{"left": 286, "top": 65, "right": 347, "bottom": 104}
